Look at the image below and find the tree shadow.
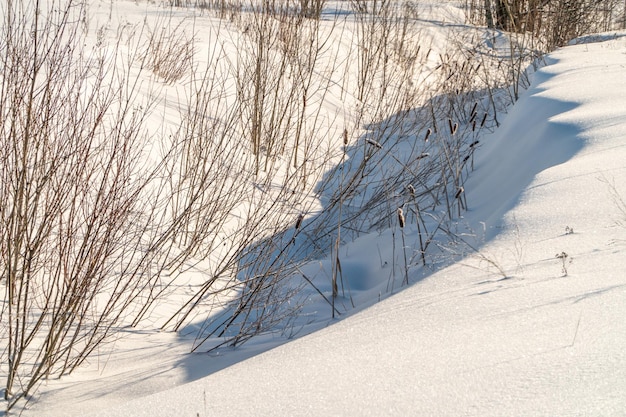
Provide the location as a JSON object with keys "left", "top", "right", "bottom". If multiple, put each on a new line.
{"left": 174, "top": 54, "right": 586, "bottom": 384}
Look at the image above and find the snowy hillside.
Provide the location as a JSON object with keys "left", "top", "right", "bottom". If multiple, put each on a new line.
{"left": 2, "top": 0, "right": 626, "bottom": 415}
{"left": 86, "top": 33, "right": 626, "bottom": 417}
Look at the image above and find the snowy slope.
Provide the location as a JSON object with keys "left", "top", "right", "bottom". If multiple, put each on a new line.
{"left": 5, "top": 0, "right": 626, "bottom": 414}
{"left": 77, "top": 33, "right": 626, "bottom": 417}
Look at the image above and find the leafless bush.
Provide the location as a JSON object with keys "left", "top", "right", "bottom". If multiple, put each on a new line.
{"left": 233, "top": 6, "right": 296, "bottom": 173}
{"left": 299, "top": 0, "right": 326, "bottom": 19}
{"left": 0, "top": 1, "right": 180, "bottom": 408}
{"left": 542, "top": 0, "right": 620, "bottom": 48}
{"left": 0, "top": 0, "right": 341, "bottom": 373}
{"left": 229, "top": 0, "right": 339, "bottom": 177}
{"left": 155, "top": 1, "right": 342, "bottom": 351}
{"left": 465, "top": 0, "right": 623, "bottom": 50}
{"left": 145, "top": 15, "right": 196, "bottom": 83}
{"left": 350, "top": 0, "right": 396, "bottom": 105}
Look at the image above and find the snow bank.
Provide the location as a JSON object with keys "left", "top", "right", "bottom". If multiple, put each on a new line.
{"left": 81, "top": 33, "right": 626, "bottom": 417}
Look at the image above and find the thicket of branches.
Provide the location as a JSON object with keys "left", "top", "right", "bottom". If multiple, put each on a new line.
{"left": 0, "top": 1, "right": 203, "bottom": 407}
{"left": 2, "top": 0, "right": 621, "bottom": 411}
{"left": 0, "top": 0, "right": 334, "bottom": 408}
{"left": 466, "top": 0, "right": 623, "bottom": 49}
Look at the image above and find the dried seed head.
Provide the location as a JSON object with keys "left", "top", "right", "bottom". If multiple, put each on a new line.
{"left": 295, "top": 213, "right": 304, "bottom": 230}
{"left": 480, "top": 113, "right": 488, "bottom": 128}
{"left": 367, "top": 139, "right": 382, "bottom": 149}
{"left": 343, "top": 128, "right": 348, "bottom": 146}
{"left": 424, "top": 128, "right": 432, "bottom": 142}
{"left": 470, "top": 102, "right": 478, "bottom": 118}
{"left": 406, "top": 184, "right": 416, "bottom": 197}
{"left": 397, "top": 208, "right": 405, "bottom": 228}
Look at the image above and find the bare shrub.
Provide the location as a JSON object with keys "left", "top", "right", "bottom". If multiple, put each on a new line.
{"left": 465, "top": 0, "right": 623, "bottom": 50}
{"left": 156, "top": 2, "right": 343, "bottom": 351}
{"left": 145, "top": 15, "right": 196, "bottom": 83}
{"left": 299, "top": 0, "right": 326, "bottom": 19}
{"left": 0, "top": 1, "right": 180, "bottom": 407}
{"left": 228, "top": 0, "right": 339, "bottom": 177}
{"left": 232, "top": 5, "right": 298, "bottom": 174}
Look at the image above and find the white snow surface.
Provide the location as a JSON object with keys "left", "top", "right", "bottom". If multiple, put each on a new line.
{"left": 79, "top": 33, "right": 626, "bottom": 417}
{"left": 7, "top": 3, "right": 626, "bottom": 416}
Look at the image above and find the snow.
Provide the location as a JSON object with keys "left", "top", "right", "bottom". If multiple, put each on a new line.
{"left": 90, "top": 34, "right": 626, "bottom": 416}
{"left": 4, "top": 1, "right": 626, "bottom": 415}
{"left": 77, "top": 34, "right": 626, "bottom": 417}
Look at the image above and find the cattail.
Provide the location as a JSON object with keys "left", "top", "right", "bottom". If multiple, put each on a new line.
{"left": 452, "top": 123, "right": 458, "bottom": 135}
{"left": 470, "top": 102, "right": 478, "bottom": 117}
{"left": 295, "top": 213, "right": 304, "bottom": 230}
{"left": 424, "top": 128, "right": 432, "bottom": 142}
{"left": 417, "top": 152, "right": 430, "bottom": 160}
{"left": 469, "top": 140, "right": 480, "bottom": 148}
{"left": 343, "top": 128, "right": 348, "bottom": 146}
{"left": 472, "top": 120, "right": 477, "bottom": 131}
{"left": 448, "top": 118, "right": 457, "bottom": 135}
{"left": 455, "top": 187, "right": 464, "bottom": 199}
{"left": 469, "top": 102, "right": 478, "bottom": 125}
{"left": 367, "top": 139, "right": 382, "bottom": 149}
{"left": 406, "top": 184, "right": 416, "bottom": 198}
{"left": 480, "top": 113, "right": 488, "bottom": 128}
{"left": 397, "top": 207, "right": 405, "bottom": 228}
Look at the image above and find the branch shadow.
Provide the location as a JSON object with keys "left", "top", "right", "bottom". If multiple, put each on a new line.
{"left": 173, "top": 54, "right": 586, "bottom": 385}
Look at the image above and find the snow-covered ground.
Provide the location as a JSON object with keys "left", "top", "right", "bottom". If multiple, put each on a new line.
{"left": 4, "top": 1, "right": 626, "bottom": 415}
{"left": 85, "top": 33, "right": 626, "bottom": 417}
